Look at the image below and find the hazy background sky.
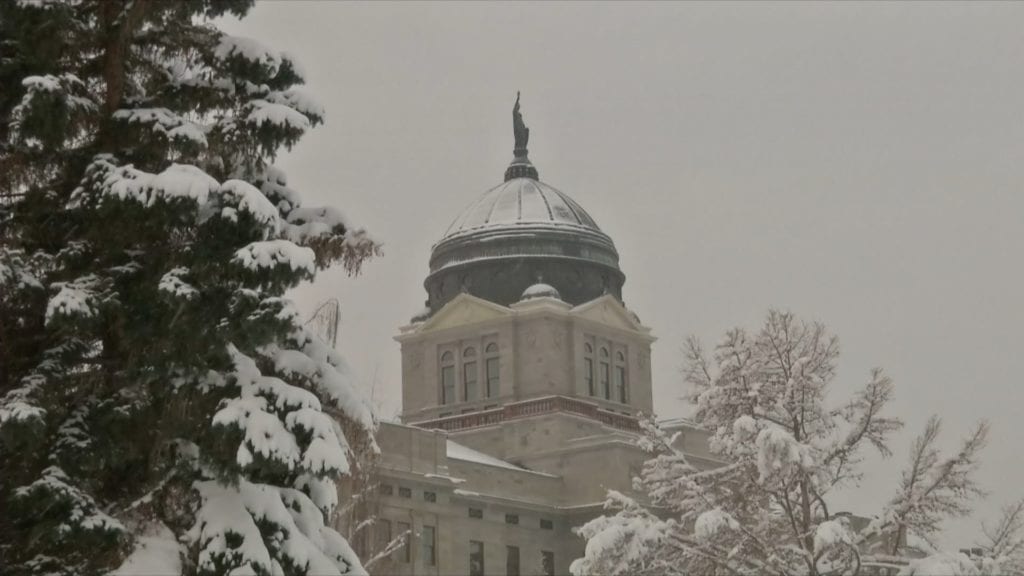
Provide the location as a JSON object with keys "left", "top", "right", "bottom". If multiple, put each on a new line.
{"left": 226, "top": 2, "right": 1024, "bottom": 546}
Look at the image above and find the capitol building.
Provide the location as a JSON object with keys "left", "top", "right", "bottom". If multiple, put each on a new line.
{"left": 356, "top": 98, "right": 715, "bottom": 576}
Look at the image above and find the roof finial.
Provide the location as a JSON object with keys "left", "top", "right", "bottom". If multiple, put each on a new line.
{"left": 505, "top": 92, "right": 539, "bottom": 181}
{"left": 513, "top": 91, "right": 529, "bottom": 158}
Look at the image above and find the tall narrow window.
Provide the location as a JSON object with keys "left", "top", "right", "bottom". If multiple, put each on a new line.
{"left": 463, "top": 347, "right": 477, "bottom": 402}
{"left": 542, "top": 550, "right": 555, "bottom": 576}
{"left": 615, "top": 351, "right": 628, "bottom": 403}
{"left": 584, "top": 343, "right": 594, "bottom": 396}
{"left": 421, "top": 525, "right": 436, "bottom": 566}
{"left": 506, "top": 545, "right": 521, "bottom": 576}
{"left": 396, "top": 521, "right": 411, "bottom": 563}
{"left": 485, "top": 343, "right": 500, "bottom": 397}
{"left": 469, "top": 540, "right": 484, "bottom": 576}
{"left": 376, "top": 519, "right": 392, "bottom": 555}
{"left": 600, "top": 347, "right": 610, "bottom": 400}
{"left": 441, "top": 351, "right": 455, "bottom": 405}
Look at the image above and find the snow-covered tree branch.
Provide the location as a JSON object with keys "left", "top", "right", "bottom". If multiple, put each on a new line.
{"left": 573, "top": 310, "right": 1017, "bottom": 576}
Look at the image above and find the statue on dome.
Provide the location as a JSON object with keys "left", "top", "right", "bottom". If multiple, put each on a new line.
{"left": 513, "top": 91, "right": 529, "bottom": 156}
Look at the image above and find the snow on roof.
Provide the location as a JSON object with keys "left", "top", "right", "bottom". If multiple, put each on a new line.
{"left": 446, "top": 440, "right": 528, "bottom": 472}
{"left": 520, "top": 282, "right": 561, "bottom": 301}
{"left": 441, "top": 178, "right": 601, "bottom": 238}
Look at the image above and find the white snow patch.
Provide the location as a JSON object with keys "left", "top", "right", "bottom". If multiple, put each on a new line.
{"left": 233, "top": 240, "right": 315, "bottom": 274}
{"left": 110, "top": 522, "right": 183, "bottom": 575}
{"left": 247, "top": 100, "right": 310, "bottom": 131}
{"left": 694, "top": 508, "right": 738, "bottom": 541}
{"left": 446, "top": 441, "right": 527, "bottom": 471}
{"left": 214, "top": 35, "right": 281, "bottom": 75}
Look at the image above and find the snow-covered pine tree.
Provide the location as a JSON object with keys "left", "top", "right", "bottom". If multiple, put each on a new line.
{"left": 0, "top": 1, "right": 379, "bottom": 574}
{"left": 572, "top": 310, "right": 1013, "bottom": 576}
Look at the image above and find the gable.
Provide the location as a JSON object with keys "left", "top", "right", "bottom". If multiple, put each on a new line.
{"left": 417, "top": 293, "right": 511, "bottom": 334}
{"left": 571, "top": 295, "right": 647, "bottom": 334}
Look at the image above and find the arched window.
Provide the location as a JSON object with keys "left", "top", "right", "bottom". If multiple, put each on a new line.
{"left": 583, "top": 343, "right": 594, "bottom": 396}
{"left": 599, "top": 347, "right": 610, "bottom": 400}
{"left": 485, "top": 343, "right": 500, "bottom": 398}
{"left": 440, "top": 351, "right": 455, "bottom": 405}
{"left": 463, "top": 347, "right": 478, "bottom": 402}
{"left": 614, "top": 351, "right": 627, "bottom": 403}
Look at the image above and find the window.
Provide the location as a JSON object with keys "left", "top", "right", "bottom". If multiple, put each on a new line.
{"left": 485, "top": 343, "right": 500, "bottom": 397}
{"left": 600, "top": 347, "right": 610, "bottom": 400}
{"left": 540, "top": 518, "right": 553, "bottom": 530}
{"left": 396, "top": 521, "right": 411, "bottom": 563}
{"left": 505, "top": 513, "right": 519, "bottom": 525}
{"left": 439, "top": 412, "right": 453, "bottom": 418}
{"left": 424, "top": 491, "right": 436, "bottom": 503}
{"left": 378, "top": 484, "right": 393, "bottom": 496}
{"left": 614, "top": 351, "right": 628, "bottom": 403}
{"left": 441, "top": 351, "right": 455, "bottom": 405}
{"left": 506, "top": 545, "right": 521, "bottom": 576}
{"left": 376, "top": 519, "right": 392, "bottom": 553}
{"left": 421, "top": 525, "right": 436, "bottom": 566}
{"left": 584, "top": 343, "right": 594, "bottom": 396}
{"left": 468, "top": 507, "right": 483, "bottom": 519}
{"left": 469, "top": 540, "right": 484, "bottom": 576}
{"left": 542, "top": 550, "right": 555, "bottom": 576}
{"left": 461, "top": 408, "right": 476, "bottom": 414}
{"left": 463, "top": 347, "right": 478, "bottom": 401}
{"left": 398, "top": 486, "right": 411, "bottom": 498}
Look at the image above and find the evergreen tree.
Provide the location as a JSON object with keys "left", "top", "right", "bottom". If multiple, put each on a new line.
{"left": 0, "top": 1, "right": 379, "bottom": 574}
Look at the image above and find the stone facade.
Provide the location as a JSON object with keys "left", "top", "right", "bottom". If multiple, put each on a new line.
{"left": 348, "top": 291, "right": 714, "bottom": 575}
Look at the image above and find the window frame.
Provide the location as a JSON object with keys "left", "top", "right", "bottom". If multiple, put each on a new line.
{"left": 440, "top": 351, "right": 455, "bottom": 405}
{"left": 396, "top": 521, "right": 411, "bottom": 563}
{"left": 469, "top": 540, "right": 485, "bottom": 576}
{"left": 507, "top": 545, "right": 521, "bottom": 576}
{"left": 421, "top": 525, "right": 436, "bottom": 566}
{"left": 485, "top": 342, "right": 500, "bottom": 398}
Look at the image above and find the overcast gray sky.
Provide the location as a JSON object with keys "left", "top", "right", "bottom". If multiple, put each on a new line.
{"left": 226, "top": 1, "right": 1024, "bottom": 545}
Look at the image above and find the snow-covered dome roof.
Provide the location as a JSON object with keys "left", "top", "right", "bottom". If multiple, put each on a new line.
{"left": 520, "top": 282, "right": 561, "bottom": 301}
{"left": 422, "top": 96, "right": 625, "bottom": 315}
{"left": 441, "top": 177, "right": 602, "bottom": 239}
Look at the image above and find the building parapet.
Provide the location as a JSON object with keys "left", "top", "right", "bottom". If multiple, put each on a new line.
{"left": 408, "top": 395, "right": 641, "bottom": 434}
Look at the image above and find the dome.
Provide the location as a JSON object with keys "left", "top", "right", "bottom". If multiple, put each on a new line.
{"left": 442, "top": 177, "right": 601, "bottom": 239}
{"left": 520, "top": 282, "right": 561, "bottom": 301}
{"left": 422, "top": 96, "right": 625, "bottom": 314}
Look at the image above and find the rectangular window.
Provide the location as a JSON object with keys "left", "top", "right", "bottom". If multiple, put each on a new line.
{"left": 486, "top": 357, "right": 500, "bottom": 397}
{"left": 469, "top": 540, "right": 484, "bottom": 576}
{"left": 585, "top": 358, "right": 594, "bottom": 396}
{"left": 424, "top": 491, "right": 436, "bottom": 503}
{"left": 376, "top": 519, "right": 392, "bottom": 553}
{"left": 540, "top": 518, "right": 553, "bottom": 530}
{"left": 615, "top": 365, "right": 626, "bottom": 403}
{"left": 439, "top": 412, "right": 453, "bottom": 418}
{"left": 442, "top": 364, "right": 455, "bottom": 405}
{"left": 506, "top": 545, "right": 521, "bottom": 576}
{"left": 378, "top": 484, "right": 393, "bottom": 496}
{"left": 461, "top": 408, "right": 476, "bottom": 414}
{"left": 398, "top": 486, "right": 411, "bottom": 498}
{"left": 421, "top": 525, "right": 436, "bottom": 566}
{"left": 542, "top": 550, "right": 555, "bottom": 576}
{"left": 505, "top": 513, "right": 519, "bottom": 525}
{"left": 468, "top": 507, "right": 483, "bottom": 519}
{"left": 397, "top": 521, "right": 411, "bottom": 563}
{"left": 600, "top": 362, "right": 610, "bottom": 400}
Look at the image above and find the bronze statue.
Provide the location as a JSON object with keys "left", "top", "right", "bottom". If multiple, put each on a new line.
{"left": 513, "top": 91, "right": 529, "bottom": 157}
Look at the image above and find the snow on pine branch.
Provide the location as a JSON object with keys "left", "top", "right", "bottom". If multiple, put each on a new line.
{"left": 112, "top": 108, "right": 208, "bottom": 147}
{"left": 189, "top": 479, "right": 364, "bottom": 576}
